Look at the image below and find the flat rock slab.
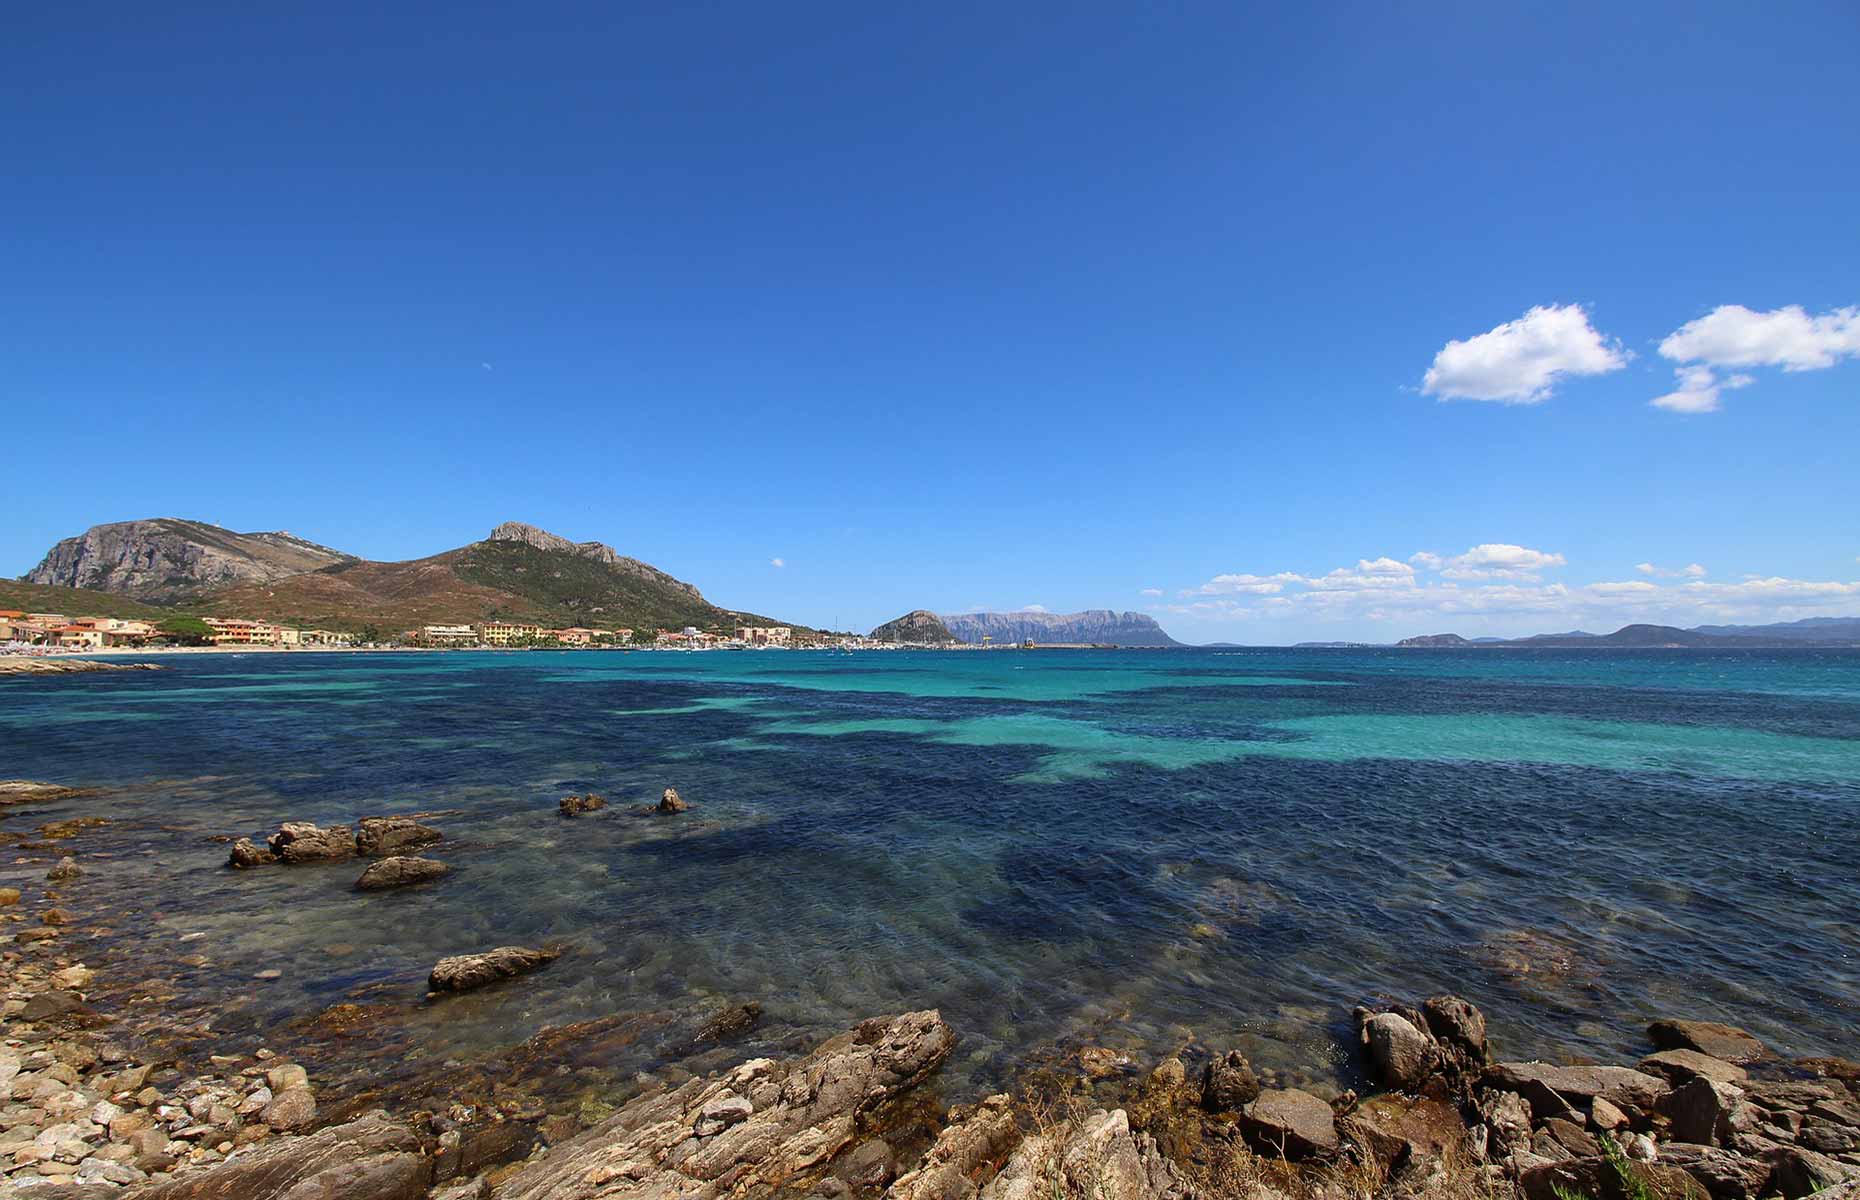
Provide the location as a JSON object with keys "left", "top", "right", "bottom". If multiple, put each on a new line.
{"left": 1649, "top": 1020, "right": 1769, "bottom": 1065}
{"left": 1640, "top": 1048, "right": 1748, "bottom": 1086}
{"left": 1241, "top": 1087, "right": 1338, "bottom": 1158}
{"left": 1486, "top": 1061, "right": 1672, "bottom": 1111}
{"left": 429, "top": 945, "right": 561, "bottom": 993}
{"left": 134, "top": 1110, "right": 429, "bottom": 1200}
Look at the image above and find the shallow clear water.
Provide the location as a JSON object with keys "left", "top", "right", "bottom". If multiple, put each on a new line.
{"left": 4, "top": 647, "right": 1857, "bottom": 1093}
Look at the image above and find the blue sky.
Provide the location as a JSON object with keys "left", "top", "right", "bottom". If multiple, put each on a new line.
{"left": 5, "top": 2, "right": 1858, "bottom": 643}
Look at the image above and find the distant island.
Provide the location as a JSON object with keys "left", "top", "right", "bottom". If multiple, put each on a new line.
{"left": 1393, "top": 619, "right": 1860, "bottom": 649}
{"left": 867, "top": 608, "right": 1179, "bottom": 648}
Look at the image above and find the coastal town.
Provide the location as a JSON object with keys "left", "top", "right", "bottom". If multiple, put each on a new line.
{"left": 0, "top": 609, "right": 883, "bottom": 653}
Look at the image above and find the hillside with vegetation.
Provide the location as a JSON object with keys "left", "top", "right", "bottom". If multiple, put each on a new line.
{"left": 0, "top": 579, "right": 171, "bottom": 620}
{"left": 14, "top": 519, "right": 803, "bottom": 636}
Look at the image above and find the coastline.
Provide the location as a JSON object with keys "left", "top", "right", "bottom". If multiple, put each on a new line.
{"left": 3, "top": 790, "right": 1856, "bottom": 1198}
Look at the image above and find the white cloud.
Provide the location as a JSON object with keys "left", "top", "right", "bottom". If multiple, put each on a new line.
{"left": 1356, "top": 556, "right": 1415, "bottom": 576}
{"left": 1139, "top": 587, "right": 1163, "bottom": 597}
{"left": 1422, "top": 304, "right": 1628, "bottom": 404}
{"left": 1660, "top": 304, "right": 1860, "bottom": 372}
{"left": 1439, "top": 543, "right": 1567, "bottom": 580}
{"left": 1184, "top": 572, "right": 1302, "bottom": 597}
{"left": 1637, "top": 562, "right": 1708, "bottom": 579}
{"left": 769, "top": 557, "right": 785, "bottom": 568}
{"left": 1408, "top": 551, "right": 1444, "bottom": 571}
{"left": 1020, "top": 604, "right": 1048, "bottom": 613}
{"left": 1585, "top": 580, "right": 1661, "bottom": 597}
{"left": 1650, "top": 365, "right": 1753, "bottom": 414}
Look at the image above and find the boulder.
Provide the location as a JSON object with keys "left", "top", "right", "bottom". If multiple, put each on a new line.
{"left": 261, "top": 1086, "right": 317, "bottom": 1131}
{"left": 1240, "top": 1088, "right": 1339, "bottom": 1159}
{"left": 355, "top": 816, "right": 442, "bottom": 856}
{"left": 356, "top": 856, "right": 449, "bottom": 890}
{"left": 1649, "top": 1020, "right": 1769, "bottom": 1066}
{"left": 494, "top": 1010, "right": 954, "bottom": 1200}
{"left": 1363, "top": 1012, "right": 1434, "bottom": 1090}
{"left": 558, "top": 793, "right": 608, "bottom": 816}
{"left": 658, "top": 787, "right": 689, "bottom": 813}
{"left": 429, "top": 945, "right": 561, "bottom": 993}
{"left": 1659, "top": 1142, "right": 1774, "bottom": 1200}
{"left": 1202, "top": 1049, "right": 1261, "bottom": 1112}
{"left": 47, "top": 855, "right": 83, "bottom": 880}
{"left": 0, "top": 886, "right": 19, "bottom": 905}
{"left": 1422, "top": 994, "right": 1489, "bottom": 1060}
{"left": 133, "top": 1110, "right": 429, "bottom": 1199}
{"left": 1486, "top": 1062, "right": 1671, "bottom": 1114}
{"left": 1670, "top": 1077, "right": 1745, "bottom": 1146}
{"left": 1641, "top": 1049, "right": 1749, "bottom": 1086}
{"left": 887, "top": 1094, "right": 1021, "bottom": 1200}
{"left": 227, "top": 838, "right": 277, "bottom": 868}
{"left": 269, "top": 821, "right": 356, "bottom": 863}
{"left": 1768, "top": 1148, "right": 1860, "bottom": 1197}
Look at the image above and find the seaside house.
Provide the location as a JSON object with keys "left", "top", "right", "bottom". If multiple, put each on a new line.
{"left": 48, "top": 625, "right": 106, "bottom": 649}
{"left": 200, "top": 617, "right": 293, "bottom": 645}
{"left": 474, "top": 621, "right": 542, "bottom": 646}
{"left": 553, "top": 627, "right": 596, "bottom": 645}
{"left": 417, "top": 624, "right": 476, "bottom": 646}
{"left": 739, "top": 625, "right": 793, "bottom": 646}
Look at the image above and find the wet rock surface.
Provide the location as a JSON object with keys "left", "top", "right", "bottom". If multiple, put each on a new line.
{"left": 428, "top": 945, "right": 562, "bottom": 993}
{"left": 355, "top": 855, "right": 450, "bottom": 890}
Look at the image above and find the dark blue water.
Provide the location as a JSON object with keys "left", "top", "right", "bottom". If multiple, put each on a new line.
{"left": 3, "top": 647, "right": 1856, "bottom": 1092}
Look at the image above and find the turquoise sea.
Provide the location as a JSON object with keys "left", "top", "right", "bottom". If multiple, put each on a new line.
{"left": 3, "top": 647, "right": 1857, "bottom": 1093}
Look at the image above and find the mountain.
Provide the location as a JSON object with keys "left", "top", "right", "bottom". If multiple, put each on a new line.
{"left": 869, "top": 610, "right": 954, "bottom": 644}
{"left": 18, "top": 519, "right": 798, "bottom": 635}
{"left": 1691, "top": 617, "right": 1860, "bottom": 643}
{"left": 25, "top": 518, "right": 353, "bottom": 603}
{"left": 1519, "top": 624, "right": 1719, "bottom": 648}
{"left": 939, "top": 610, "right": 1180, "bottom": 647}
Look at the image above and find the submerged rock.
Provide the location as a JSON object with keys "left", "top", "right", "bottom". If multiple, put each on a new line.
{"left": 558, "top": 792, "right": 608, "bottom": 816}
{"left": 356, "top": 856, "right": 449, "bottom": 890}
{"left": 356, "top": 815, "right": 442, "bottom": 856}
{"left": 678, "top": 1000, "right": 764, "bottom": 1052}
{"left": 429, "top": 945, "right": 561, "bottom": 993}
{"left": 658, "top": 787, "right": 689, "bottom": 813}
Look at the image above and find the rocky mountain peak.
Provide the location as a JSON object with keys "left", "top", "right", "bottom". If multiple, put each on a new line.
{"left": 486, "top": 521, "right": 621, "bottom": 565}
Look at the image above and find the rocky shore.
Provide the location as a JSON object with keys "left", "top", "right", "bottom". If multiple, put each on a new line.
{"left": 0, "top": 659, "right": 163, "bottom": 678}
{"left": 2, "top": 783, "right": 1857, "bottom": 1200}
